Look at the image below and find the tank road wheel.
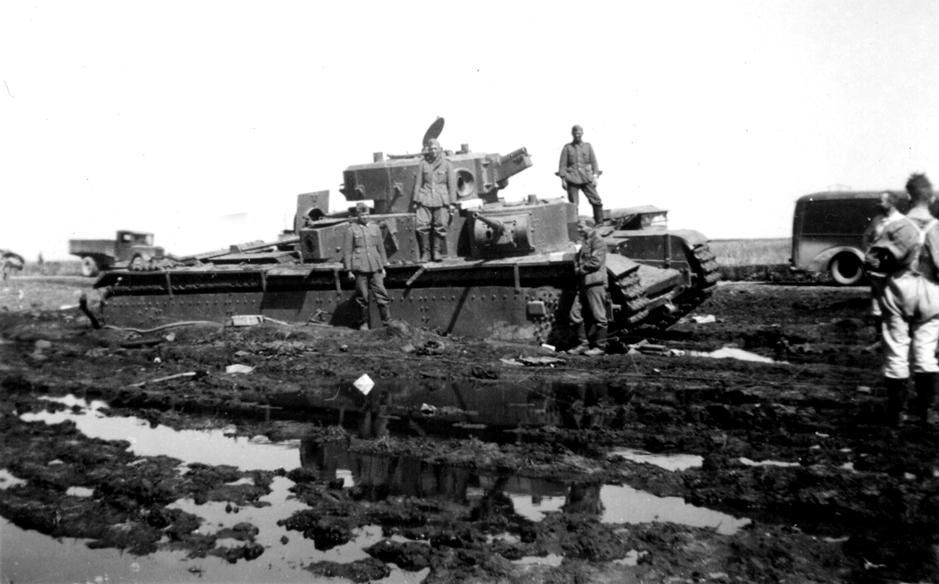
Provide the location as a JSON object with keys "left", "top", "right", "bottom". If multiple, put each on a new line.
{"left": 830, "top": 253, "right": 863, "bottom": 286}
{"left": 80, "top": 256, "right": 100, "bottom": 278}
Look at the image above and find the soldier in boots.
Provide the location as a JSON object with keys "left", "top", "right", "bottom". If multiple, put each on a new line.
{"left": 867, "top": 173, "right": 939, "bottom": 426}
{"left": 558, "top": 125, "right": 604, "bottom": 225}
{"left": 413, "top": 138, "right": 456, "bottom": 262}
{"left": 343, "top": 203, "right": 391, "bottom": 329}
{"left": 568, "top": 219, "right": 609, "bottom": 356}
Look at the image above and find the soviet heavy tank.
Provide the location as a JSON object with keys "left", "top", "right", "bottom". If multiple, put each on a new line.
{"left": 92, "top": 120, "right": 719, "bottom": 346}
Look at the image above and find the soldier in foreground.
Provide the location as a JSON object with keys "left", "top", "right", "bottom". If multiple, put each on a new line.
{"left": 343, "top": 203, "right": 391, "bottom": 330}
{"left": 569, "top": 219, "right": 609, "bottom": 356}
{"left": 862, "top": 191, "right": 906, "bottom": 325}
{"left": 866, "top": 174, "right": 939, "bottom": 426}
{"left": 558, "top": 125, "right": 604, "bottom": 224}
{"left": 412, "top": 138, "right": 456, "bottom": 262}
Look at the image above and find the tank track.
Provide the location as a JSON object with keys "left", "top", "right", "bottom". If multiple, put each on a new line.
{"left": 610, "top": 269, "right": 651, "bottom": 326}
{"left": 651, "top": 241, "right": 721, "bottom": 329}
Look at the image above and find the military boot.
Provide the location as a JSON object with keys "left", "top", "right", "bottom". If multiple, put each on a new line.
{"left": 584, "top": 326, "right": 608, "bottom": 356}
{"left": 885, "top": 377, "right": 909, "bottom": 427}
{"left": 417, "top": 231, "right": 431, "bottom": 263}
{"left": 913, "top": 372, "right": 937, "bottom": 425}
{"left": 432, "top": 233, "right": 447, "bottom": 262}
{"left": 592, "top": 204, "right": 604, "bottom": 225}
{"left": 568, "top": 323, "right": 589, "bottom": 354}
{"left": 378, "top": 304, "right": 391, "bottom": 324}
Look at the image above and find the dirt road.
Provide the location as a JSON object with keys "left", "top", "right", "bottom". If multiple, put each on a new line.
{"left": 1, "top": 278, "right": 937, "bottom": 583}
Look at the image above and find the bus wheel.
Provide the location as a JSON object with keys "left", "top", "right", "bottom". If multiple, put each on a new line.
{"left": 830, "top": 253, "right": 863, "bottom": 286}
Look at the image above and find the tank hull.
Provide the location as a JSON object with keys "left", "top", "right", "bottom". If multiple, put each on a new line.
{"left": 95, "top": 247, "right": 690, "bottom": 344}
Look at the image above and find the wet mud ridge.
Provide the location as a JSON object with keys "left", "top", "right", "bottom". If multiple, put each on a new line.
{"left": 1, "top": 280, "right": 938, "bottom": 583}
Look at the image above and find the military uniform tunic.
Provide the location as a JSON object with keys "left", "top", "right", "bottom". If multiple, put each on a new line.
{"left": 558, "top": 141, "right": 602, "bottom": 209}
{"left": 413, "top": 156, "right": 457, "bottom": 240}
{"left": 343, "top": 221, "right": 390, "bottom": 316}
{"left": 570, "top": 228, "right": 609, "bottom": 331}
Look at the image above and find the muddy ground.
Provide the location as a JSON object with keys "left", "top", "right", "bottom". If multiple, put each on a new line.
{"left": 1, "top": 276, "right": 938, "bottom": 583}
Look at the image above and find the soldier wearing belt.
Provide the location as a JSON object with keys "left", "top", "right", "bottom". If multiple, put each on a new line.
{"left": 867, "top": 174, "right": 939, "bottom": 426}
{"left": 412, "top": 138, "right": 456, "bottom": 262}
{"left": 343, "top": 203, "right": 391, "bottom": 330}
{"left": 558, "top": 125, "right": 604, "bottom": 224}
{"left": 569, "top": 219, "right": 609, "bottom": 356}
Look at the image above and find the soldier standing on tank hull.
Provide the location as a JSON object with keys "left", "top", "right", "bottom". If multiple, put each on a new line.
{"left": 558, "top": 125, "right": 604, "bottom": 225}
{"left": 569, "top": 219, "right": 609, "bottom": 356}
{"left": 413, "top": 138, "right": 457, "bottom": 262}
{"left": 343, "top": 202, "right": 391, "bottom": 330}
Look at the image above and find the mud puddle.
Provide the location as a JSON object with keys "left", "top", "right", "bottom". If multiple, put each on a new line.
{"left": 9, "top": 395, "right": 431, "bottom": 583}
{"left": 302, "top": 439, "right": 749, "bottom": 534}
{"left": 21, "top": 395, "right": 300, "bottom": 470}
{"left": 1, "top": 514, "right": 427, "bottom": 584}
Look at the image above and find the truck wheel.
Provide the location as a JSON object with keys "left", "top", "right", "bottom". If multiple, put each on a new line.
{"left": 830, "top": 253, "right": 863, "bottom": 286}
{"left": 80, "top": 257, "right": 100, "bottom": 278}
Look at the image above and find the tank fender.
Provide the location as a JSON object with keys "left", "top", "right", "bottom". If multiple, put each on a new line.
{"left": 666, "top": 229, "right": 709, "bottom": 248}
{"left": 605, "top": 253, "right": 640, "bottom": 278}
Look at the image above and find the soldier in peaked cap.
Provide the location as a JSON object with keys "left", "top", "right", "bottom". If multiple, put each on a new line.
{"left": 343, "top": 202, "right": 391, "bottom": 330}
{"left": 412, "top": 138, "right": 457, "bottom": 262}
{"left": 558, "top": 125, "right": 604, "bottom": 224}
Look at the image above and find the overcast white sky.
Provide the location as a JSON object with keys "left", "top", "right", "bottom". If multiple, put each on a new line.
{"left": 3, "top": 0, "right": 939, "bottom": 259}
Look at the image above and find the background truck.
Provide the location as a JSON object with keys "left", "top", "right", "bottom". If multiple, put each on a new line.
{"left": 69, "top": 230, "right": 164, "bottom": 277}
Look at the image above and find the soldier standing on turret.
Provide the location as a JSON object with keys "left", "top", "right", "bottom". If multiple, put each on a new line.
{"left": 558, "top": 125, "right": 604, "bottom": 224}
{"left": 343, "top": 202, "right": 391, "bottom": 330}
{"left": 413, "top": 138, "right": 457, "bottom": 262}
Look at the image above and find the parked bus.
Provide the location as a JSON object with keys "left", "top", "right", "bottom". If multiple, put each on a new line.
{"left": 790, "top": 190, "right": 910, "bottom": 285}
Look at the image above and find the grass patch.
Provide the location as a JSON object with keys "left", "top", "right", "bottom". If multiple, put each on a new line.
{"left": 709, "top": 238, "right": 790, "bottom": 267}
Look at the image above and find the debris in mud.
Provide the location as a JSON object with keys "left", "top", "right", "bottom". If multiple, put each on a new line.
{"left": 500, "top": 355, "right": 566, "bottom": 367}
{"left": 353, "top": 374, "right": 375, "bottom": 395}
{"left": 687, "top": 314, "right": 717, "bottom": 324}
{"left": 130, "top": 371, "right": 200, "bottom": 388}
{"left": 225, "top": 364, "right": 255, "bottom": 375}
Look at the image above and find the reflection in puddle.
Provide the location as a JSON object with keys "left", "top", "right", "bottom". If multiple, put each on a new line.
{"left": 1, "top": 515, "right": 427, "bottom": 584}
{"left": 65, "top": 486, "right": 95, "bottom": 497}
{"left": 514, "top": 553, "right": 563, "bottom": 567}
{"left": 21, "top": 396, "right": 300, "bottom": 470}
{"left": 609, "top": 448, "right": 703, "bottom": 471}
{"left": 7, "top": 395, "right": 750, "bottom": 583}
{"left": 302, "top": 439, "right": 750, "bottom": 535}
{"left": 9, "top": 397, "right": 427, "bottom": 583}
{"left": 600, "top": 485, "right": 750, "bottom": 535}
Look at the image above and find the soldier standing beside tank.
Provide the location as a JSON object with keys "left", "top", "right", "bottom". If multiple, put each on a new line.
{"left": 412, "top": 138, "right": 457, "bottom": 262}
{"left": 866, "top": 174, "right": 939, "bottom": 426}
{"left": 343, "top": 203, "right": 391, "bottom": 330}
{"left": 558, "top": 125, "right": 604, "bottom": 224}
{"left": 569, "top": 219, "right": 609, "bottom": 356}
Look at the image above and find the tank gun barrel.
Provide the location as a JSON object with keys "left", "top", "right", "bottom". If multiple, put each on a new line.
{"left": 488, "top": 147, "right": 532, "bottom": 190}
{"left": 472, "top": 212, "right": 505, "bottom": 238}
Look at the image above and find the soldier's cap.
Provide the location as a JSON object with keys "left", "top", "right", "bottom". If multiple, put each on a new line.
{"left": 571, "top": 124, "right": 583, "bottom": 132}
{"left": 353, "top": 202, "right": 371, "bottom": 215}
